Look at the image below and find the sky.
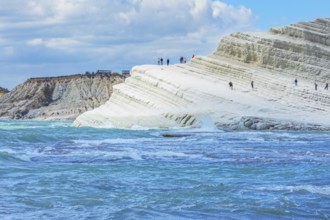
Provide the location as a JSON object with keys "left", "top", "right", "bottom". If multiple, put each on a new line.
{"left": 0, "top": 0, "right": 329, "bottom": 89}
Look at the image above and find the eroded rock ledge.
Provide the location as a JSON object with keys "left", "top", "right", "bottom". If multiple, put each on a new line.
{"left": 235, "top": 117, "right": 326, "bottom": 131}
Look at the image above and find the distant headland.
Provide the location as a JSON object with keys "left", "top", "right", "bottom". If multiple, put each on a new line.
{"left": 0, "top": 71, "right": 129, "bottom": 120}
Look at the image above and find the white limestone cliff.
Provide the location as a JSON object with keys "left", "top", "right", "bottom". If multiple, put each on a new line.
{"left": 73, "top": 18, "right": 330, "bottom": 130}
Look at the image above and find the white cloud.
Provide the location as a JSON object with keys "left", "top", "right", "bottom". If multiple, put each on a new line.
{"left": 212, "top": 1, "right": 253, "bottom": 26}
{"left": 27, "top": 38, "right": 44, "bottom": 46}
{"left": 190, "top": 0, "right": 210, "bottom": 17}
{"left": 0, "top": 0, "right": 257, "bottom": 89}
{"left": 44, "top": 38, "right": 83, "bottom": 50}
{"left": 27, "top": 37, "right": 82, "bottom": 51}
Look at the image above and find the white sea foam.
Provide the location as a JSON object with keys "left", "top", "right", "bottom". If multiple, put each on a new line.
{"left": 194, "top": 114, "right": 219, "bottom": 132}
{"left": 0, "top": 148, "right": 17, "bottom": 154}
{"left": 258, "top": 185, "right": 330, "bottom": 196}
{"left": 85, "top": 148, "right": 204, "bottom": 161}
{"left": 0, "top": 121, "right": 71, "bottom": 130}
{"left": 142, "top": 150, "right": 203, "bottom": 160}
{"left": 0, "top": 125, "right": 43, "bottom": 130}
{"left": 24, "top": 144, "right": 209, "bottom": 162}
{"left": 73, "top": 138, "right": 154, "bottom": 146}
{"left": 49, "top": 122, "right": 71, "bottom": 128}
{"left": 97, "top": 148, "right": 143, "bottom": 161}
{"left": 0, "top": 148, "right": 36, "bottom": 162}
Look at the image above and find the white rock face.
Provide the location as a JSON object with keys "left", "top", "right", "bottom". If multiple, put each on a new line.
{"left": 74, "top": 18, "right": 330, "bottom": 130}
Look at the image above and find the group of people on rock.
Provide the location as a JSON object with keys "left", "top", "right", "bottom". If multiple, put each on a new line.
{"left": 157, "top": 54, "right": 196, "bottom": 66}
{"left": 315, "top": 82, "right": 328, "bottom": 90}
{"left": 228, "top": 78, "right": 329, "bottom": 91}
{"left": 179, "top": 56, "right": 187, "bottom": 64}
{"left": 228, "top": 81, "right": 254, "bottom": 90}
{"left": 157, "top": 57, "right": 170, "bottom": 66}
{"left": 294, "top": 78, "right": 328, "bottom": 91}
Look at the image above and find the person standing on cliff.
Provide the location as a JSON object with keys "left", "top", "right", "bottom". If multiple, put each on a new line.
{"left": 229, "top": 82, "right": 233, "bottom": 90}
{"left": 160, "top": 57, "right": 163, "bottom": 65}
{"left": 325, "top": 83, "right": 329, "bottom": 90}
{"left": 294, "top": 79, "right": 298, "bottom": 86}
{"left": 251, "top": 81, "right": 254, "bottom": 89}
{"left": 315, "top": 82, "right": 318, "bottom": 91}
{"left": 167, "top": 58, "right": 170, "bottom": 66}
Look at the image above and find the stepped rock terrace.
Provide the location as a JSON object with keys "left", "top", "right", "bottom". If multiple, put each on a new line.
{"left": 74, "top": 18, "right": 330, "bottom": 130}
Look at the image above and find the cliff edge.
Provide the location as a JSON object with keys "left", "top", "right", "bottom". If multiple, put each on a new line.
{"left": 74, "top": 18, "right": 330, "bottom": 130}
{"left": 0, "top": 73, "right": 127, "bottom": 120}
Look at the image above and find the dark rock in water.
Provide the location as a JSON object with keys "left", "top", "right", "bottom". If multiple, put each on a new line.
{"left": 161, "top": 133, "right": 192, "bottom": 138}
{"left": 0, "top": 73, "right": 128, "bottom": 120}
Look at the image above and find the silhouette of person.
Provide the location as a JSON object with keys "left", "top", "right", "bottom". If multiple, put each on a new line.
{"left": 325, "top": 83, "right": 329, "bottom": 90}
{"left": 229, "top": 81, "right": 233, "bottom": 90}
{"left": 294, "top": 79, "right": 298, "bottom": 86}
{"left": 315, "top": 82, "right": 318, "bottom": 91}
{"left": 160, "top": 57, "right": 163, "bottom": 65}
{"left": 167, "top": 58, "right": 170, "bottom": 66}
{"left": 251, "top": 81, "right": 254, "bottom": 89}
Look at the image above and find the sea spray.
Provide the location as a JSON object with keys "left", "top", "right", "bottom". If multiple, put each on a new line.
{"left": 196, "top": 114, "right": 219, "bottom": 131}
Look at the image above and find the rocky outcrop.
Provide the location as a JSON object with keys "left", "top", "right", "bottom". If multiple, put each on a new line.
{"left": 0, "top": 73, "right": 127, "bottom": 120}
{"left": 0, "top": 87, "right": 9, "bottom": 97}
{"left": 74, "top": 18, "right": 330, "bottom": 130}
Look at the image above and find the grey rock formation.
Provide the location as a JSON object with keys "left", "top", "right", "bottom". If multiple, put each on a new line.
{"left": 0, "top": 73, "right": 127, "bottom": 120}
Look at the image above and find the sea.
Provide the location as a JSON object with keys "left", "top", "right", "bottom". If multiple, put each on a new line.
{"left": 0, "top": 120, "right": 329, "bottom": 220}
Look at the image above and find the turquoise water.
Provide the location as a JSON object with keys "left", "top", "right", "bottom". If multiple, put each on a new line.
{"left": 0, "top": 121, "right": 330, "bottom": 219}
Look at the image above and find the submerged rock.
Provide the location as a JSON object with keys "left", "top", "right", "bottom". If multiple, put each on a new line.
{"left": 74, "top": 18, "right": 330, "bottom": 130}
{"left": 161, "top": 133, "right": 192, "bottom": 138}
{"left": 0, "top": 73, "right": 128, "bottom": 120}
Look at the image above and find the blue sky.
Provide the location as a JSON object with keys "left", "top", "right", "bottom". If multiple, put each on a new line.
{"left": 0, "top": 0, "right": 329, "bottom": 89}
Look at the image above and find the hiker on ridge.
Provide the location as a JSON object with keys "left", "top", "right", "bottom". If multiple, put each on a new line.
{"left": 229, "top": 82, "right": 233, "bottom": 90}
